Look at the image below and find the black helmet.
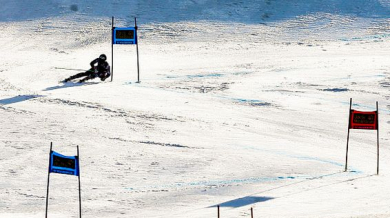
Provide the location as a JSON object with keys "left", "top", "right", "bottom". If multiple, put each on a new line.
{"left": 99, "top": 54, "right": 107, "bottom": 61}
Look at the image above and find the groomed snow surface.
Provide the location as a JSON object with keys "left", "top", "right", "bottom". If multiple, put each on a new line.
{"left": 1, "top": 0, "right": 390, "bottom": 218}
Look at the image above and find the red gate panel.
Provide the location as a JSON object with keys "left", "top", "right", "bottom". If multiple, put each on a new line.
{"left": 350, "top": 110, "right": 378, "bottom": 130}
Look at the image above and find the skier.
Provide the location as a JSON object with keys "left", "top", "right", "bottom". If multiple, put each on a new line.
{"left": 63, "top": 54, "right": 111, "bottom": 83}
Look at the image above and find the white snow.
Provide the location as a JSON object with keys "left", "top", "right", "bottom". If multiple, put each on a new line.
{"left": 1, "top": 0, "right": 390, "bottom": 218}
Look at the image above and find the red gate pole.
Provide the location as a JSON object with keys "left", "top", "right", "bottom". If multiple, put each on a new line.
{"left": 376, "top": 101, "right": 379, "bottom": 175}
{"left": 345, "top": 98, "right": 352, "bottom": 172}
{"left": 251, "top": 207, "right": 254, "bottom": 218}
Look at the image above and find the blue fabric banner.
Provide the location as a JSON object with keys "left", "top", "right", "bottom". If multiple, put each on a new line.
{"left": 49, "top": 151, "right": 79, "bottom": 176}
{"left": 113, "top": 27, "right": 137, "bottom": 44}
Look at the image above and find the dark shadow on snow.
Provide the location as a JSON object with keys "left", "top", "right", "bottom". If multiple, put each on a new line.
{"left": 43, "top": 82, "right": 99, "bottom": 91}
{"left": 211, "top": 196, "right": 274, "bottom": 208}
{"left": 0, "top": 95, "right": 44, "bottom": 105}
{"left": 322, "top": 88, "right": 349, "bottom": 92}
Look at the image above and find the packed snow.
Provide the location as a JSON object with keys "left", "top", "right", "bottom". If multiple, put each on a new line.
{"left": 1, "top": 0, "right": 390, "bottom": 218}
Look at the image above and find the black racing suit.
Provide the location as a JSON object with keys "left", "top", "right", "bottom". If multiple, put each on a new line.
{"left": 64, "top": 58, "right": 111, "bottom": 82}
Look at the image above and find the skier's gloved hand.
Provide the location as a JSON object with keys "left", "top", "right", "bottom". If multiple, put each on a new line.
{"left": 99, "top": 72, "right": 109, "bottom": 81}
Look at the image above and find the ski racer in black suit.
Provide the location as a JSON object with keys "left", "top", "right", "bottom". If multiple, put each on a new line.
{"left": 63, "top": 54, "right": 111, "bottom": 83}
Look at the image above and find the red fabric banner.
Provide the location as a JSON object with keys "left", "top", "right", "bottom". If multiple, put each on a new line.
{"left": 350, "top": 110, "right": 378, "bottom": 130}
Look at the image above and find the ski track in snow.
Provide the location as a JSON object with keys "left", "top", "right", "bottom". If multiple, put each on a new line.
{"left": 125, "top": 171, "right": 362, "bottom": 193}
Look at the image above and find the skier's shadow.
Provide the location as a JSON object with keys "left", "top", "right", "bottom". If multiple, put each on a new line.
{"left": 44, "top": 82, "right": 99, "bottom": 91}
{"left": 0, "top": 95, "right": 44, "bottom": 105}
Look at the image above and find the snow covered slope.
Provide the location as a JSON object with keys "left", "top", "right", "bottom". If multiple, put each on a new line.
{"left": 1, "top": 0, "right": 390, "bottom": 218}
{"left": 2, "top": 0, "right": 390, "bottom": 23}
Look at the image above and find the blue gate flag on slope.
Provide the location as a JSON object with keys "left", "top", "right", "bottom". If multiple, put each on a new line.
{"left": 113, "top": 27, "right": 137, "bottom": 44}
{"left": 49, "top": 151, "right": 79, "bottom": 176}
